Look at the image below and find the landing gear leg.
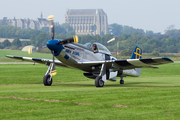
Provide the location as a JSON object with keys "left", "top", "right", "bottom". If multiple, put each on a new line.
{"left": 95, "top": 64, "right": 106, "bottom": 87}
{"left": 43, "top": 63, "right": 54, "bottom": 86}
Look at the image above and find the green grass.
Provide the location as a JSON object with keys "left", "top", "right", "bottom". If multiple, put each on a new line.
{"left": 0, "top": 63, "right": 180, "bottom": 119}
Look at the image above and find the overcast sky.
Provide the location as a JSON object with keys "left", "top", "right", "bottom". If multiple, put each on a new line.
{"left": 0, "top": 0, "right": 180, "bottom": 33}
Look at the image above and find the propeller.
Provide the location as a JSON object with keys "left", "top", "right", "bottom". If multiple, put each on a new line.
{"left": 56, "top": 35, "right": 78, "bottom": 45}
{"left": 47, "top": 15, "right": 78, "bottom": 76}
{"left": 48, "top": 15, "right": 56, "bottom": 76}
{"left": 48, "top": 15, "right": 78, "bottom": 46}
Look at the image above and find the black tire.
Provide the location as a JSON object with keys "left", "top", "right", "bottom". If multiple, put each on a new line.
{"left": 120, "top": 80, "right": 124, "bottom": 84}
{"left": 95, "top": 76, "right": 104, "bottom": 87}
{"left": 43, "top": 75, "right": 52, "bottom": 86}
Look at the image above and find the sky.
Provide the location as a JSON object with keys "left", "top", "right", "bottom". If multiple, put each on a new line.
{"left": 0, "top": 0, "right": 180, "bottom": 33}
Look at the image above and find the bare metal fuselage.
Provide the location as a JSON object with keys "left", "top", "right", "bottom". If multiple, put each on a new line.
{"left": 54, "top": 43, "right": 140, "bottom": 80}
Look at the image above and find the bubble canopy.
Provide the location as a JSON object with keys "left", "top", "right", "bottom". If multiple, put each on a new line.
{"left": 84, "top": 42, "right": 111, "bottom": 55}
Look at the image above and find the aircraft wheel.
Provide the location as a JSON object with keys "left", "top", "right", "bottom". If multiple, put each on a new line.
{"left": 43, "top": 75, "right": 52, "bottom": 86}
{"left": 120, "top": 80, "right": 124, "bottom": 84}
{"left": 95, "top": 76, "right": 104, "bottom": 87}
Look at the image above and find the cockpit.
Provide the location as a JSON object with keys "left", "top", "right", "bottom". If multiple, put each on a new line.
{"left": 84, "top": 42, "right": 111, "bottom": 55}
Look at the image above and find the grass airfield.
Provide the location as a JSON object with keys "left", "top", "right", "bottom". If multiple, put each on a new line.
{"left": 0, "top": 49, "right": 180, "bottom": 119}
{"left": 0, "top": 63, "right": 180, "bottom": 120}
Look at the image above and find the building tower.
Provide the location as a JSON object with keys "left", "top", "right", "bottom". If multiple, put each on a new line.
{"left": 65, "top": 9, "right": 108, "bottom": 35}
{"left": 41, "top": 12, "right": 43, "bottom": 19}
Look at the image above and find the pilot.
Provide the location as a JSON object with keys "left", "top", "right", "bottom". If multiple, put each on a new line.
{"left": 93, "top": 44, "right": 98, "bottom": 53}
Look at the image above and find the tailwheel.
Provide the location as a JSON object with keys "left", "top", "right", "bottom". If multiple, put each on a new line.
{"left": 120, "top": 75, "right": 125, "bottom": 84}
{"left": 95, "top": 76, "right": 104, "bottom": 87}
{"left": 120, "top": 79, "right": 124, "bottom": 84}
{"left": 43, "top": 75, "right": 52, "bottom": 86}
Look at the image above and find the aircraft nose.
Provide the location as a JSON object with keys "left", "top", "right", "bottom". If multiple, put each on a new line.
{"left": 46, "top": 39, "right": 60, "bottom": 52}
{"left": 46, "top": 39, "right": 64, "bottom": 56}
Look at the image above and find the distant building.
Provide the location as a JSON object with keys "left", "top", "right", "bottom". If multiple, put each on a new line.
{"left": 0, "top": 13, "right": 59, "bottom": 30}
{"left": 65, "top": 9, "right": 108, "bottom": 35}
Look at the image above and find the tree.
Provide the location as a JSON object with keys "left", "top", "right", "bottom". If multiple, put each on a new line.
{"left": 21, "top": 41, "right": 31, "bottom": 47}
{"left": 12, "top": 38, "right": 22, "bottom": 47}
{"left": 55, "top": 25, "right": 66, "bottom": 34}
{"left": 66, "top": 31, "right": 75, "bottom": 37}
{"left": 2, "top": 39, "right": 11, "bottom": 47}
{"left": 41, "top": 27, "right": 49, "bottom": 32}
{"left": 146, "top": 30, "right": 154, "bottom": 35}
{"left": 165, "top": 29, "right": 180, "bottom": 38}
{"left": 120, "top": 49, "right": 132, "bottom": 56}
{"left": 151, "top": 51, "right": 160, "bottom": 57}
{"left": 0, "top": 42, "right": 4, "bottom": 49}
{"left": 109, "top": 23, "right": 123, "bottom": 36}
{"left": 30, "top": 34, "right": 37, "bottom": 45}
{"left": 0, "top": 17, "right": 7, "bottom": 26}
{"left": 61, "top": 23, "right": 74, "bottom": 33}
{"left": 35, "top": 33, "right": 48, "bottom": 47}
{"left": 164, "top": 25, "right": 175, "bottom": 33}
{"left": 123, "top": 26, "right": 134, "bottom": 35}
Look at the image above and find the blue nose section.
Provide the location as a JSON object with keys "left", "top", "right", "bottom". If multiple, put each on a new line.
{"left": 46, "top": 39, "right": 64, "bottom": 56}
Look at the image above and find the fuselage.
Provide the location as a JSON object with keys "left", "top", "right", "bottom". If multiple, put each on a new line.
{"left": 46, "top": 39, "right": 141, "bottom": 78}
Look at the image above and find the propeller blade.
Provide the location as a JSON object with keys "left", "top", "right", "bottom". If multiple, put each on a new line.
{"left": 47, "top": 15, "right": 56, "bottom": 76}
{"left": 56, "top": 35, "right": 78, "bottom": 45}
{"left": 48, "top": 15, "right": 54, "bottom": 40}
{"left": 51, "top": 51, "right": 57, "bottom": 76}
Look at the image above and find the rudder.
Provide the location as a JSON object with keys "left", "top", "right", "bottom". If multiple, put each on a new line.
{"left": 130, "top": 46, "right": 142, "bottom": 76}
{"left": 130, "top": 46, "right": 142, "bottom": 59}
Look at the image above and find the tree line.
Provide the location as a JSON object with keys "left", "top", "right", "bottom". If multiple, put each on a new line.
{"left": 1, "top": 24, "right": 180, "bottom": 53}
{"left": 0, "top": 24, "right": 75, "bottom": 49}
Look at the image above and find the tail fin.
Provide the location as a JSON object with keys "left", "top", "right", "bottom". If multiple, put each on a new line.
{"left": 130, "top": 46, "right": 142, "bottom": 76}
{"left": 130, "top": 46, "right": 142, "bottom": 59}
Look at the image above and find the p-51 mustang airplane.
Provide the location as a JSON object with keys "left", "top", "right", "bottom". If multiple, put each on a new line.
{"left": 6, "top": 16, "right": 173, "bottom": 87}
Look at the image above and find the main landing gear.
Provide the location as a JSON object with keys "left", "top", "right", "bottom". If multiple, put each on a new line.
{"left": 43, "top": 75, "right": 52, "bottom": 86}
{"left": 95, "top": 76, "right": 104, "bottom": 87}
{"left": 95, "top": 74, "right": 125, "bottom": 87}
{"left": 94, "top": 65, "right": 126, "bottom": 87}
{"left": 95, "top": 64, "right": 106, "bottom": 87}
{"left": 43, "top": 63, "right": 54, "bottom": 86}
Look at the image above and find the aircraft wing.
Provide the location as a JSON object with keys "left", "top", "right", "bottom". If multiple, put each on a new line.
{"left": 78, "top": 57, "right": 173, "bottom": 70}
{"left": 5, "top": 55, "right": 67, "bottom": 67}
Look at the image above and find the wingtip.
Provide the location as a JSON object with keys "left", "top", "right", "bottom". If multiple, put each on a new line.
{"left": 162, "top": 57, "right": 174, "bottom": 62}
{"left": 5, "top": 55, "right": 11, "bottom": 58}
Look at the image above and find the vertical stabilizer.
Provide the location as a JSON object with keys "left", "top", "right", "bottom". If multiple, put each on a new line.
{"left": 130, "top": 46, "right": 142, "bottom": 59}
{"left": 131, "top": 46, "right": 142, "bottom": 76}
